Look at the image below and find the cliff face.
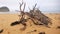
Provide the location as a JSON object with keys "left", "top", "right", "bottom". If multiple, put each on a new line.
{"left": 0, "top": 7, "right": 9, "bottom": 12}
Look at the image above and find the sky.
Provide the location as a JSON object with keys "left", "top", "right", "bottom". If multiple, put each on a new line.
{"left": 0, "top": 0, "right": 60, "bottom": 13}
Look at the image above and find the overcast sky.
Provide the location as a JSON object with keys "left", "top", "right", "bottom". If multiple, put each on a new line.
{"left": 0, "top": 0, "right": 60, "bottom": 13}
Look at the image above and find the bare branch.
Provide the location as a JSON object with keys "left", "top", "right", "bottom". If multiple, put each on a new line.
{"left": 33, "top": 3, "right": 37, "bottom": 10}
{"left": 23, "top": 3, "right": 26, "bottom": 11}
{"left": 19, "top": 0, "right": 24, "bottom": 11}
{"left": 28, "top": 6, "right": 31, "bottom": 10}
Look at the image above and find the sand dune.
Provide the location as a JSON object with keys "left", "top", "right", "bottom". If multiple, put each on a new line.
{"left": 0, "top": 13, "right": 60, "bottom": 34}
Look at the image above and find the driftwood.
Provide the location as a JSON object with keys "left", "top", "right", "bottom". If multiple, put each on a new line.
{"left": 11, "top": 0, "right": 52, "bottom": 31}
{"left": 29, "top": 4, "right": 52, "bottom": 27}
{"left": 11, "top": 0, "right": 27, "bottom": 30}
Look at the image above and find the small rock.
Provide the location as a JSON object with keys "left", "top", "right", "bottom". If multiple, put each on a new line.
{"left": 57, "top": 26, "right": 60, "bottom": 29}
{"left": 39, "top": 32, "right": 45, "bottom": 34}
{"left": 0, "top": 29, "right": 3, "bottom": 33}
{"left": 34, "top": 30, "right": 37, "bottom": 32}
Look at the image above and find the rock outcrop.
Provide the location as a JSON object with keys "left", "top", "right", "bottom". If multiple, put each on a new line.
{"left": 0, "top": 6, "right": 9, "bottom": 12}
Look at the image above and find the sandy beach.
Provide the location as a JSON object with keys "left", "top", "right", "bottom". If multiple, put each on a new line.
{"left": 0, "top": 13, "right": 60, "bottom": 34}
